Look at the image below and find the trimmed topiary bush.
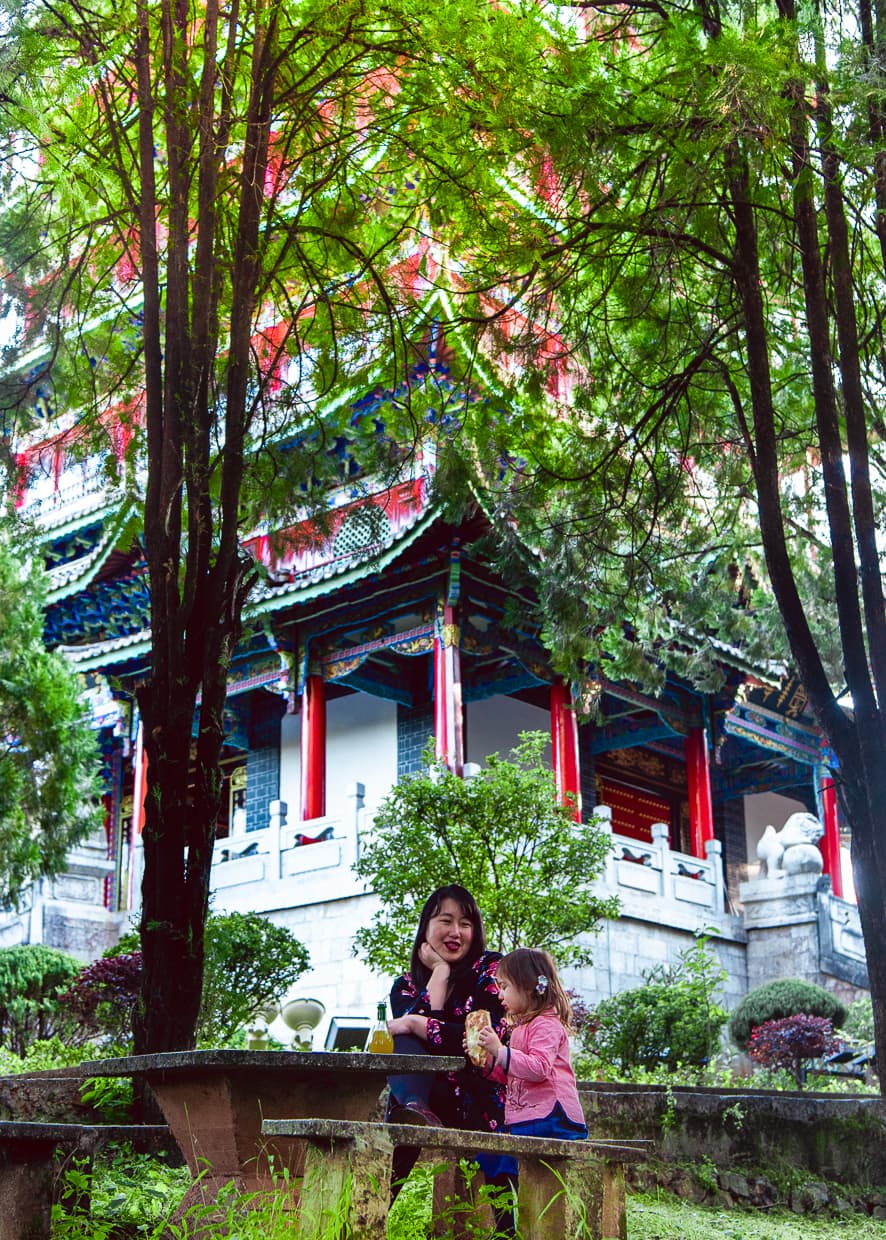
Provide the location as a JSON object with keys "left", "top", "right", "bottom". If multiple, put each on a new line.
{"left": 729, "top": 979, "right": 847, "bottom": 1048}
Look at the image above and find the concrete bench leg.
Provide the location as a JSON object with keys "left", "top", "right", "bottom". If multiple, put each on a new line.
{"left": 298, "top": 1129, "right": 393, "bottom": 1240}
{"left": 517, "top": 1155, "right": 626, "bottom": 1240}
{"left": 0, "top": 1156, "right": 55, "bottom": 1240}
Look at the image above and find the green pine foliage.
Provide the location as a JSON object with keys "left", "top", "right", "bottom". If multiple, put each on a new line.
{"left": 353, "top": 731, "right": 619, "bottom": 975}
{"left": 729, "top": 980, "right": 848, "bottom": 1050}
{"left": 0, "top": 526, "right": 102, "bottom": 908}
{"left": 0, "top": 944, "right": 82, "bottom": 1056}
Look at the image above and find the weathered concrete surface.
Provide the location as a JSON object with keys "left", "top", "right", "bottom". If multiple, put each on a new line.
{"left": 0, "top": 1076, "right": 96, "bottom": 1123}
{"left": 264, "top": 1118, "right": 649, "bottom": 1240}
{"left": 72, "top": 1050, "right": 460, "bottom": 1206}
{"left": 0, "top": 1122, "right": 169, "bottom": 1240}
{"left": 580, "top": 1083, "right": 886, "bottom": 1185}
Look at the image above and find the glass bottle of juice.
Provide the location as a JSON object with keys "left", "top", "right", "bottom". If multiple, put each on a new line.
{"left": 367, "top": 1001, "right": 394, "bottom": 1053}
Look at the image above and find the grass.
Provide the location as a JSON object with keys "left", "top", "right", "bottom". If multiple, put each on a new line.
{"left": 629, "top": 1192, "right": 886, "bottom": 1238}
{"left": 51, "top": 1149, "right": 886, "bottom": 1239}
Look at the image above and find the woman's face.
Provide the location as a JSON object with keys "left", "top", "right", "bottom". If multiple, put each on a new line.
{"left": 425, "top": 898, "right": 475, "bottom": 964}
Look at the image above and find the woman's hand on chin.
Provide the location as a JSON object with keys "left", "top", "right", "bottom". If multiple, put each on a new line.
{"left": 419, "top": 941, "right": 450, "bottom": 973}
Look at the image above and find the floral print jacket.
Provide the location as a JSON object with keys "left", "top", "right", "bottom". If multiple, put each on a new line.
{"left": 390, "top": 950, "right": 508, "bottom": 1133}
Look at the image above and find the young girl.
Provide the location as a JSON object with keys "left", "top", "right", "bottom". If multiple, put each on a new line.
{"left": 477, "top": 947, "right": 588, "bottom": 1142}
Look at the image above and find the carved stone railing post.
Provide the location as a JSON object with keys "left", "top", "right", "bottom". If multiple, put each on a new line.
{"left": 592, "top": 804, "right": 617, "bottom": 887}
{"left": 651, "top": 822, "right": 671, "bottom": 900}
{"left": 347, "top": 782, "right": 366, "bottom": 864}
{"left": 268, "top": 799, "right": 287, "bottom": 881}
{"left": 704, "top": 838, "right": 725, "bottom": 914}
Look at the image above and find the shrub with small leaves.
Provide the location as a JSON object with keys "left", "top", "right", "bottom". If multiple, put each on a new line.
{"left": 0, "top": 944, "right": 82, "bottom": 1056}
{"left": 747, "top": 1015, "right": 842, "bottom": 1088}
{"left": 728, "top": 978, "right": 846, "bottom": 1048}
{"left": 844, "top": 996, "right": 875, "bottom": 1045}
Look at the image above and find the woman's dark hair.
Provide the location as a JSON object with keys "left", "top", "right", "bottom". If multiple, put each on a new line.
{"left": 410, "top": 884, "right": 486, "bottom": 987}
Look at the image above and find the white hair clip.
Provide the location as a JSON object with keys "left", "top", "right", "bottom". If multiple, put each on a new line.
{"left": 536, "top": 974, "right": 549, "bottom": 995}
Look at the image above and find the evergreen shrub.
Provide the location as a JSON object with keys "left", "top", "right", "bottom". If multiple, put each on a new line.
{"left": 728, "top": 979, "right": 847, "bottom": 1048}
{"left": 0, "top": 944, "right": 82, "bottom": 1056}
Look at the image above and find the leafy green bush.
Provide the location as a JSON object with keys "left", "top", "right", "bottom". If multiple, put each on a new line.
{"left": 844, "top": 996, "right": 874, "bottom": 1045}
{"left": 0, "top": 1035, "right": 89, "bottom": 1076}
{"left": 198, "top": 912, "right": 310, "bottom": 1045}
{"left": 586, "top": 937, "right": 728, "bottom": 1071}
{"left": 0, "top": 944, "right": 82, "bottom": 1056}
{"left": 728, "top": 979, "right": 847, "bottom": 1049}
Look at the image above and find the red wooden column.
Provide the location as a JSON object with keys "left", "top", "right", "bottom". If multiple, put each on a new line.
{"left": 550, "top": 679, "right": 581, "bottom": 821}
{"left": 300, "top": 674, "right": 326, "bottom": 821}
{"left": 685, "top": 725, "right": 715, "bottom": 858}
{"left": 433, "top": 604, "right": 464, "bottom": 774}
{"left": 818, "top": 770, "right": 844, "bottom": 898}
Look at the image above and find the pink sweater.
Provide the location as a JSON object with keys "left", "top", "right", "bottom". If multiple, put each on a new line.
{"left": 487, "top": 1009, "right": 585, "bottom": 1127}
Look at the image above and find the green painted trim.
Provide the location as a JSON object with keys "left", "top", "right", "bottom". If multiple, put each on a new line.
{"left": 247, "top": 506, "right": 442, "bottom": 618}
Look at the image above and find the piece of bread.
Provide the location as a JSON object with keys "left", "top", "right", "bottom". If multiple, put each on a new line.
{"left": 465, "top": 1009, "right": 492, "bottom": 1067}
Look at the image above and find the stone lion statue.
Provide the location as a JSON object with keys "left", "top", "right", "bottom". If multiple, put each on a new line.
{"left": 756, "top": 811, "right": 824, "bottom": 878}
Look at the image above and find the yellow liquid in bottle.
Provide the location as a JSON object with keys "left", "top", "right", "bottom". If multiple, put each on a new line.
{"left": 368, "top": 1027, "right": 395, "bottom": 1054}
{"left": 368, "top": 1002, "right": 394, "bottom": 1053}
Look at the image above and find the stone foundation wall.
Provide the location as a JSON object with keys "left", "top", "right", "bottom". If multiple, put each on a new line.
{"left": 580, "top": 1083, "right": 886, "bottom": 1186}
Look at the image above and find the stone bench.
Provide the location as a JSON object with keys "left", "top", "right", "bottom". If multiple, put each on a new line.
{"left": 0, "top": 1121, "right": 169, "bottom": 1240}
{"left": 262, "top": 1117, "right": 651, "bottom": 1239}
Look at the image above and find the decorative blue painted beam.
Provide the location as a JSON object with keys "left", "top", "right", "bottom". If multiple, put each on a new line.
{"left": 463, "top": 673, "right": 543, "bottom": 704}
{"left": 590, "top": 721, "right": 679, "bottom": 754}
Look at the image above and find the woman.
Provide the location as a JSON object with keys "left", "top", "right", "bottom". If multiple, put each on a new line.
{"left": 386, "top": 883, "right": 510, "bottom": 1194}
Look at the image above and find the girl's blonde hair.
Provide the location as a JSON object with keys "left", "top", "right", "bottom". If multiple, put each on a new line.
{"left": 496, "top": 947, "right": 574, "bottom": 1031}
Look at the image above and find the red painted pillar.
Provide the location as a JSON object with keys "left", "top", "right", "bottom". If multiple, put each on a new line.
{"left": 434, "top": 604, "right": 464, "bottom": 774}
{"left": 300, "top": 674, "right": 326, "bottom": 821}
{"left": 132, "top": 719, "right": 148, "bottom": 836}
{"left": 686, "top": 726, "right": 714, "bottom": 858}
{"left": 551, "top": 679, "right": 581, "bottom": 821}
{"left": 819, "top": 771, "right": 844, "bottom": 898}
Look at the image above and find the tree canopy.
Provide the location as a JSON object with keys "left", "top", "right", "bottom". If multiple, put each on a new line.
{"left": 449, "top": 0, "right": 886, "bottom": 1081}
{"left": 0, "top": 526, "right": 100, "bottom": 907}
{"left": 0, "top": 0, "right": 571, "bottom": 1052}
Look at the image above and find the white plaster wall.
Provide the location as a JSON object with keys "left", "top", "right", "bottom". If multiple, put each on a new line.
{"left": 279, "top": 711, "right": 300, "bottom": 818}
{"left": 465, "top": 696, "right": 550, "bottom": 766}
{"left": 278, "top": 692, "right": 397, "bottom": 826}
{"left": 326, "top": 693, "right": 397, "bottom": 822}
{"left": 743, "top": 791, "right": 808, "bottom": 878}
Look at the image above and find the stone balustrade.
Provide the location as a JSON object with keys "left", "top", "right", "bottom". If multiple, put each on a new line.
{"left": 592, "top": 809, "right": 726, "bottom": 920}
